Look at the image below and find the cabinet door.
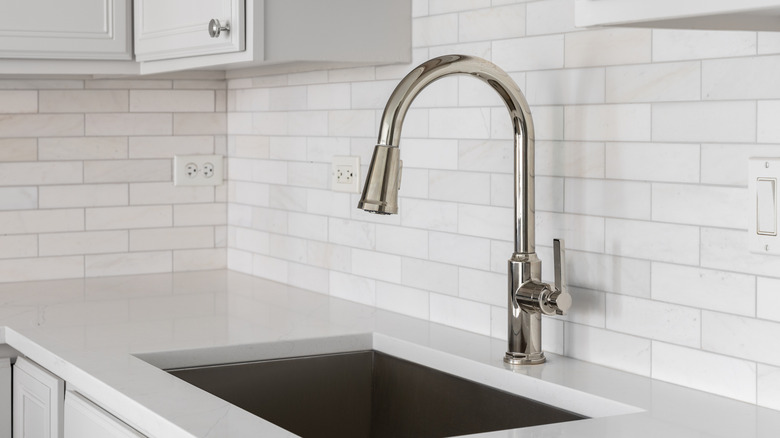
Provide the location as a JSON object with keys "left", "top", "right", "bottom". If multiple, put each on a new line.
{"left": 64, "top": 391, "right": 144, "bottom": 438}
{"left": 135, "top": 0, "right": 245, "bottom": 62}
{"left": 0, "top": 0, "right": 131, "bottom": 60}
{"left": 12, "top": 357, "right": 64, "bottom": 438}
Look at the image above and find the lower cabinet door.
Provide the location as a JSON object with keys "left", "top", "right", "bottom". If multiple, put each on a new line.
{"left": 13, "top": 357, "right": 64, "bottom": 438}
{"left": 63, "top": 390, "right": 144, "bottom": 438}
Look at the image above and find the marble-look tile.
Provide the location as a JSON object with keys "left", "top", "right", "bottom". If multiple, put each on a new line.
{"left": 653, "top": 263, "right": 755, "bottom": 317}
{"left": 493, "top": 34, "right": 565, "bottom": 72}
{"left": 652, "top": 101, "right": 755, "bottom": 143}
{"left": 606, "top": 143, "right": 699, "bottom": 183}
{"left": 565, "top": 179, "right": 651, "bottom": 220}
{"left": 430, "top": 293, "right": 491, "bottom": 336}
{"left": 458, "top": 4, "right": 526, "bottom": 42}
{"left": 565, "top": 104, "right": 651, "bottom": 142}
{"left": 564, "top": 324, "right": 652, "bottom": 376}
{"left": 0, "top": 187, "right": 37, "bottom": 211}
{"left": 652, "top": 184, "right": 747, "bottom": 229}
{"left": 607, "top": 294, "right": 700, "bottom": 347}
{"left": 526, "top": 68, "right": 605, "bottom": 105}
{"left": 607, "top": 62, "right": 700, "bottom": 103}
{"left": 565, "top": 28, "right": 651, "bottom": 67}
{"left": 702, "top": 311, "right": 780, "bottom": 367}
{"left": 376, "top": 282, "right": 430, "bottom": 320}
{"left": 605, "top": 219, "right": 699, "bottom": 265}
{"left": 652, "top": 341, "right": 756, "bottom": 404}
{"left": 653, "top": 29, "right": 756, "bottom": 62}
{"left": 401, "top": 257, "right": 459, "bottom": 296}
{"left": 41, "top": 90, "right": 128, "bottom": 113}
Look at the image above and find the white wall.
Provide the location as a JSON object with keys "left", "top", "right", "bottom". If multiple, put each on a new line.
{"left": 226, "top": 0, "right": 780, "bottom": 410}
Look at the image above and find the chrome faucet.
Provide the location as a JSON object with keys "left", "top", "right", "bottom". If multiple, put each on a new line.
{"left": 357, "top": 55, "right": 572, "bottom": 365}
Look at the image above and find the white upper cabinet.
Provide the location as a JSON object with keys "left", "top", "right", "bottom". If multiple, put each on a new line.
{"left": 0, "top": 0, "right": 131, "bottom": 60}
{"left": 136, "top": 0, "right": 411, "bottom": 74}
{"left": 575, "top": 0, "right": 780, "bottom": 31}
{"left": 135, "top": 0, "right": 245, "bottom": 62}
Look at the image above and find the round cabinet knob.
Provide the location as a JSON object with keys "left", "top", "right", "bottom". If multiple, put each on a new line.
{"left": 208, "top": 19, "right": 230, "bottom": 38}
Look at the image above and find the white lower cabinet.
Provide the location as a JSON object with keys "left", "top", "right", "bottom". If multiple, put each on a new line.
{"left": 12, "top": 357, "right": 64, "bottom": 438}
{"left": 64, "top": 390, "right": 144, "bottom": 438}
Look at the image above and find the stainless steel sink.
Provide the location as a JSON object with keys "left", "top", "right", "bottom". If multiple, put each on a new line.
{"left": 166, "top": 350, "right": 586, "bottom": 438}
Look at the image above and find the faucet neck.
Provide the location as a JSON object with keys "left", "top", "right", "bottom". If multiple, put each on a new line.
{"left": 377, "top": 55, "right": 536, "bottom": 254}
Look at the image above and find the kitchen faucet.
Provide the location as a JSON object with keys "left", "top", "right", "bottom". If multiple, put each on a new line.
{"left": 357, "top": 55, "right": 571, "bottom": 365}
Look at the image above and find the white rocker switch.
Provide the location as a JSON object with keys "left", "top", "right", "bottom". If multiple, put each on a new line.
{"left": 757, "top": 178, "right": 777, "bottom": 236}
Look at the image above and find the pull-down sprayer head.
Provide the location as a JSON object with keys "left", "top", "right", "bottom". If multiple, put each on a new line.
{"left": 357, "top": 145, "right": 401, "bottom": 215}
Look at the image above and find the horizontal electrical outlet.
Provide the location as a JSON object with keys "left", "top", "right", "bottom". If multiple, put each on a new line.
{"left": 174, "top": 155, "right": 224, "bottom": 186}
{"left": 332, "top": 156, "right": 360, "bottom": 193}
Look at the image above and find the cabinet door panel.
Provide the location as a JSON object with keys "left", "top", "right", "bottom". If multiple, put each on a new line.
{"left": 64, "top": 391, "right": 144, "bottom": 438}
{"left": 0, "top": 0, "right": 131, "bottom": 60}
{"left": 12, "top": 357, "right": 64, "bottom": 438}
{"left": 135, "top": 0, "right": 245, "bottom": 61}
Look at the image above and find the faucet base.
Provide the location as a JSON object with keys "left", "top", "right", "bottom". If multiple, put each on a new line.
{"left": 504, "top": 351, "right": 546, "bottom": 365}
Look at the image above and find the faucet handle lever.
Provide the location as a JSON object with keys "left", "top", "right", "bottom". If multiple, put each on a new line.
{"left": 541, "top": 239, "right": 571, "bottom": 316}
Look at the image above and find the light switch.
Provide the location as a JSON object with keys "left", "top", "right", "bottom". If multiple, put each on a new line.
{"left": 757, "top": 178, "right": 777, "bottom": 236}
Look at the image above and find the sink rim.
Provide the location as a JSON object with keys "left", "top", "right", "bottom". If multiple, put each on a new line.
{"left": 135, "top": 332, "right": 643, "bottom": 422}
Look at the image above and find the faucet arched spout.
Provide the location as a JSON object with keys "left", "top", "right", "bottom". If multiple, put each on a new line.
{"left": 359, "top": 54, "right": 536, "bottom": 255}
{"left": 357, "top": 54, "right": 571, "bottom": 366}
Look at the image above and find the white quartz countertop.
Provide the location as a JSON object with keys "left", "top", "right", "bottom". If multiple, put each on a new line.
{"left": 0, "top": 270, "right": 778, "bottom": 437}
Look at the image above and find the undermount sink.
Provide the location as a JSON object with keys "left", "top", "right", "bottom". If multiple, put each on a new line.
{"left": 166, "top": 350, "right": 586, "bottom": 438}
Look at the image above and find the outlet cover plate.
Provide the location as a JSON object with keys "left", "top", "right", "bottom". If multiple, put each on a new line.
{"left": 174, "top": 155, "right": 224, "bottom": 186}
{"left": 332, "top": 155, "right": 360, "bottom": 193}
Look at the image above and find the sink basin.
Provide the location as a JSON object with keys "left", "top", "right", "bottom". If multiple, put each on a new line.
{"left": 167, "top": 350, "right": 586, "bottom": 438}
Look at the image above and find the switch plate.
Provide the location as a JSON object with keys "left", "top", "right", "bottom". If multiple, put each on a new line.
{"left": 332, "top": 156, "right": 361, "bottom": 193}
{"left": 748, "top": 158, "right": 780, "bottom": 254}
{"left": 174, "top": 155, "right": 224, "bottom": 186}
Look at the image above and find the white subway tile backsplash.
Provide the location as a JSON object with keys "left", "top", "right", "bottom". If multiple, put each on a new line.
{"left": 0, "top": 187, "right": 37, "bottom": 211}
{"left": 401, "top": 198, "right": 458, "bottom": 232}
{"left": 0, "top": 256, "right": 83, "bottom": 283}
{"left": 376, "top": 224, "right": 429, "bottom": 259}
{"left": 429, "top": 170, "right": 490, "bottom": 204}
{"left": 2, "top": 209, "right": 83, "bottom": 234}
{"left": 759, "top": 364, "right": 780, "bottom": 410}
{"left": 607, "top": 294, "right": 700, "bottom": 347}
{"left": 87, "top": 113, "right": 171, "bottom": 136}
{"left": 652, "top": 184, "right": 746, "bottom": 229}
{"left": 757, "top": 101, "right": 780, "bottom": 144}
{"left": 564, "top": 324, "right": 651, "bottom": 376}
{"left": 493, "top": 35, "right": 564, "bottom": 72}
{"left": 458, "top": 204, "right": 513, "bottom": 241}
{"left": 701, "top": 227, "right": 780, "bottom": 278}
{"left": 413, "top": 14, "right": 459, "bottom": 48}
{"left": 758, "top": 277, "right": 780, "bottom": 322}
{"left": 352, "top": 249, "right": 402, "bottom": 283}
{"left": 0, "top": 91, "right": 37, "bottom": 113}
{"left": 40, "top": 137, "right": 128, "bottom": 160}
{"left": 536, "top": 141, "right": 605, "bottom": 178}
{"left": 130, "top": 183, "right": 214, "bottom": 205}
{"left": 526, "top": 0, "right": 576, "bottom": 36}
{"left": 458, "top": 4, "right": 526, "bottom": 42}
{"left": 654, "top": 263, "right": 756, "bottom": 317}
{"left": 430, "top": 293, "right": 491, "bottom": 336}
{"left": 86, "top": 206, "right": 171, "bottom": 231}
{"left": 0, "top": 138, "right": 37, "bottom": 162}
{"left": 653, "top": 101, "right": 756, "bottom": 143}
{"left": 130, "top": 227, "right": 214, "bottom": 251}
{"left": 0, "top": 235, "right": 37, "bottom": 259}
{"left": 376, "top": 282, "right": 430, "bottom": 320}
{"left": 704, "top": 56, "right": 780, "bottom": 100}
{"left": 565, "top": 104, "right": 651, "bottom": 142}
{"left": 329, "top": 271, "right": 376, "bottom": 306}
{"left": 566, "top": 250, "right": 651, "bottom": 297}
{"left": 39, "top": 184, "right": 128, "bottom": 208}
{"left": 536, "top": 211, "right": 605, "bottom": 252}
{"left": 429, "top": 0, "right": 489, "bottom": 15}
{"left": 401, "top": 257, "right": 459, "bottom": 295}
{"left": 0, "top": 162, "right": 82, "bottom": 186}
{"left": 605, "top": 219, "right": 699, "bottom": 265}
{"left": 565, "top": 28, "right": 651, "bottom": 68}
{"left": 174, "top": 113, "right": 226, "bottom": 135}
{"left": 429, "top": 231, "right": 491, "bottom": 270}
{"left": 652, "top": 342, "right": 757, "bottom": 403}
{"left": 85, "top": 159, "right": 171, "bottom": 183}
{"left": 86, "top": 251, "right": 172, "bottom": 277}
{"left": 703, "top": 311, "right": 780, "bottom": 367}
{"left": 606, "top": 143, "right": 699, "bottom": 183}
{"left": 39, "top": 231, "right": 127, "bottom": 256}
{"left": 41, "top": 90, "right": 128, "bottom": 113}
{"left": 329, "top": 218, "right": 375, "bottom": 249}
{"left": 565, "top": 179, "right": 651, "bottom": 220}
{"left": 526, "top": 68, "right": 605, "bottom": 105}
{"left": 459, "top": 267, "right": 504, "bottom": 307}
{"left": 606, "top": 61, "right": 700, "bottom": 103}
{"left": 652, "top": 29, "right": 756, "bottom": 62}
